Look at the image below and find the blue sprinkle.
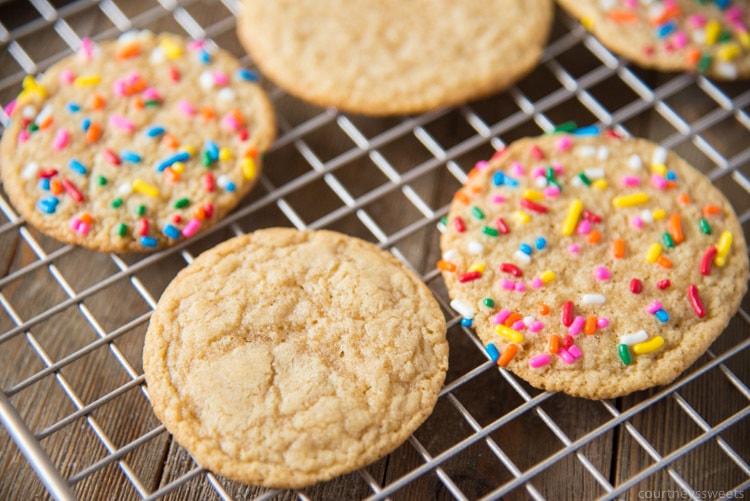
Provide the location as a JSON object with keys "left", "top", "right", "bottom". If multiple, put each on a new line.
{"left": 519, "top": 243, "right": 533, "bottom": 256}
{"left": 68, "top": 158, "right": 87, "bottom": 175}
{"left": 163, "top": 224, "right": 180, "bottom": 240}
{"left": 156, "top": 151, "right": 191, "bottom": 172}
{"left": 205, "top": 140, "right": 219, "bottom": 161}
{"left": 66, "top": 102, "right": 80, "bottom": 113}
{"left": 237, "top": 68, "right": 259, "bottom": 82}
{"left": 81, "top": 118, "right": 91, "bottom": 132}
{"left": 666, "top": 170, "right": 677, "bottom": 181}
{"left": 198, "top": 49, "right": 211, "bottom": 64}
{"left": 655, "top": 309, "right": 670, "bottom": 323}
{"left": 460, "top": 318, "right": 473, "bottom": 327}
{"left": 485, "top": 343, "right": 500, "bottom": 363}
{"left": 492, "top": 171, "right": 505, "bottom": 186}
{"left": 225, "top": 181, "right": 236, "bottom": 192}
{"left": 121, "top": 150, "right": 142, "bottom": 164}
{"left": 715, "top": 0, "right": 729, "bottom": 9}
{"left": 36, "top": 196, "right": 58, "bottom": 214}
{"left": 145, "top": 125, "right": 166, "bottom": 138}
{"left": 504, "top": 176, "right": 519, "bottom": 188}
{"left": 535, "top": 237, "right": 547, "bottom": 250}
{"left": 139, "top": 236, "right": 158, "bottom": 248}
{"left": 39, "top": 178, "right": 51, "bottom": 191}
{"left": 574, "top": 125, "right": 600, "bottom": 136}
{"left": 656, "top": 21, "right": 677, "bottom": 39}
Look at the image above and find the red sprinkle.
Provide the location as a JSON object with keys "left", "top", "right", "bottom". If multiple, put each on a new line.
{"left": 38, "top": 168, "right": 58, "bottom": 179}
{"left": 700, "top": 246, "right": 717, "bottom": 276}
{"left": 458, "top": 271, "right": 482, "bottom": 283}
{"left": 496, "top": 217, "right": 510, "bottom": 234}
{"left": 561, "top": 300, "right": 574, "bottom": 327}
{"left": 630, "top": 278, "right": 643, "bottom": 294}
{"left": 656, "top": 279, "right": 671, "bottom": 290}
{"left": 530, "top": 145, "right": 544, "bottom": 160}
{"left": 169, "top": 66, "right": 181, "bottom": 82}
{"left": 520, "top": 198, "right": 548, "bottom": 213}
{"left": 500, "top": 262, "right": 523, "bottom": 277}
{"left": 562, "top": 334, "right": 574, "bottom": 349}
{"left": 203, "top": 203, "right": 214, "bottom": 218}
{"left": 102, "top": 148, "right": 121, "bottom": 166}
{"left": 454, "top": 216, "right": 466, "bottom": 233}
{"left": 61, "top": 178, "right": 84, "bottom": 203}
{"left": 687, "top": 284, "right": 706, "bottom": 318}
{"left": 203, "top": 173, "right": 215, "bottom": 192}
{"left": 137, "top": 217, "right": 149, "bottom": 236}
{"left": 582, "top": 210, "right": 603, "bottom": 223}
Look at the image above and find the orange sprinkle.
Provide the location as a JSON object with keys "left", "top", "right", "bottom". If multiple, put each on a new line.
{"left": 498, "top": 344, "right": 518, "bottom": 367}
{"left": 164, "top": 167, "right": 180, "bottom": 184}
{"left": 200, "top": 106, "right": 216, "bottom": 120}
{"left": 504, "top": 312, "right": 522, "bottom": 327}
{"left": 132, "top": 96, "right": 145, "bottom": 110}
{"left": 90, "top": 93, "right": 106, "bottom": 110}
{"left": 668, "top": 213, "right": 684, "bottom": 244}
{"left": 537, "top": 303, "right": 550, "bottom": 316}
{"left": 244, "top": 146, "right": 258, "bottom": 159}
{"left": 685, "top": 48, "right": 702, "bottom": 67}
{"left": 162, "top": 133, "right": 180, "bottom": 149}
{"left": 228, "top": 108, "right": 245, "bottom": 127}
{"left": 613, "top": 238, "right": 625, "bottom": 259}
{"left": 608, "top": 10, "right": 639, "bottom": 23}
{"left": 436, "top": 260, "right": 457, "bottom": 272}
{"left": 584, "top": 316, "right": 598, "bottom": 335}
{"left": 650, "top": 4, "right": 681, "bottom": 25}
{"left": 656, "top": 255, "right": 673, "bottom": 269}
{"left": 454, "top": 191, "right": 470, "bottom": 204}
{"left": 469, "top": 185, "right": 483, "bottom": 195}
{"left": 588, "top": 229, "right": 601, "bottom": 244}
{"left": 79, "top": 212, "right": 94, "bottom": 224}
{"left": 50, "top": 178, "right": 63, "bottom": 195}
{"left": 548, "top": 334, "right": 560, "bottom": 354}
{"left": 38, "top": 116, "right": 53, "bottom": 129}
{"left": 116, "top": 42, "right": 141, "bottom": 59}
{"left": 677, "top": 193, "right": 690, "bottom": 205}
{"left": 85, "top": 123, "right": 102, "bottom": 143}
{"left": 702, "top": 204, "right": 722, "bottom": 216}
{"left": 193, "top": 205, "right": 207, "bottom": 220}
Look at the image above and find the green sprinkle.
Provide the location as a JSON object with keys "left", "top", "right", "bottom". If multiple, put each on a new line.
{"left": 471, "top": 206, "right": 485, "bottom": 220}
{"left": 662, "top": 232, "right": 675, "bottom": 248}
{"left": 174, "top": 197, "right": 190, "bottom": 209}
{"left": 201, "top": 150, "right": 213, "bottom": 167}
{"left": 482, "top": 226, "right": 499, "bottom": 237}
{"left": 545, "top": 166, "right": 556, "bottom": 181}
{"left": 136, "top": 204, "right": 146, "bottom": 216}
{"left": 115, "top": 222, "right": 127, "bottom": 237}
{"left": 483, "top": 298, "right": 495, "bottom": 308}
{"left": 578, "top": 172, "right": 592, "bottom": 186}
{"left": 718, "top": 31, "right": 733, "bottom": 44}
{"left": 27, "top": 123, "right": 39, "bottom": 132}
{"left": 618, "top": 344, "right": 632, "bottom": 365}
{"left": 96, "top": 175, "right": 107, "bottom": 186}
{"left": 699, "top": 218, "right": 712, "bottom": 235}
{"left": 145, "top": 100, "right": 160, "bottom": 107}
{"left": 440, "top": 216, "right": 448, "bottom": 226}
{"left": 552, "top": 121, "right": 577, "bottom": 133}
{"left": 111, "top": 197, "right": 123, "bottom": 209}
{"left": 697, "top": 54, "right": 712, "bottom": 74}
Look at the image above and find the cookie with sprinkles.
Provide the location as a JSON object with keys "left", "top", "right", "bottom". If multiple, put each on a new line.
{"left": 556, "top": 0, "right": 750, "bottom": 79}
{"left": 0, "top": 31, "right": 276, "bottom": 252}
{"left": 143, "top": 227, "right": 449, "bottom": 488}
{"left": 236, "top": 0, "right": 553, "bottom": 115}
{"left": 439, "top": 132, "right": 748, "bottom": 399}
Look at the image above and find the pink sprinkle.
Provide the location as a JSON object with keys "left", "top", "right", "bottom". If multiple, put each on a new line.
{"left": 188, "top": 39, "right": 206, "bottom": 51}
{"left": 77, "top": 222, "right": 90, "bottom": 236}
{"left": 594, "top": 266, "right": 611, "bottom": 281}
{"left": 515, "top": 282, "right": 526, "bottom": 293}
{"left": 492, "top": 309, "right": 511, "bottom": 324}
{"left": 726, "top": 6, "right": 744, "bottom": 22}
{"left": 531, "top": 167, "right": 546, "bottom": 178}
{"left": 212, "top": 71, "right": 229, "bottom": 87}
{"left": 621, "top": 176, "right": 640, "bottom": 187}
{"left": 113, "top": 79, "right": 127, "bottom": 97}
{"left": 222, "top": 113, "right": 240, "bottom": 131}
{"left": 688, "top": 14, "right": 707, "bottom": 28}
{"left": 474, "top": 160, "right": 489, "bottom": 172}
{"left": 52, "top": 128, "right": 70, "bottom": 150}
{"left": 18, "top": 130, "right": 30, "bottom": 143}
{"left": 490, "top": 147, "right": 507, "bottom": 161}
{"left": 576, "top": 220, "right": 591, "bottom": 235}
{"left": 646, "top": 301, "right": 662, "bottom": 314}
{"left": 624, "top": 0, "right": 637, "bottom": 7}
{"left": 79, "top": 37, "right": 94, "bottom": 60}
{"left": 529, "top": 354, "right": 550, "bottom": 368}
{"left": 182, "top": 218, "right": 201, "bottom": 237}
{"left": 529, "top": 321, "right": 544, "bottom": 333}
{"left": 177, "top": 100, "right": 196, "bottom": 116}
{"left": 543, "top": 186, "right": 560, "bottom": 198}
{"left": 109, "top": 115, "right": 135, "bottom": 132}
{"left": 531, "top": 277, "right": 544, "bottom": 289}
{"left": 501, "top": 279, "right": 515, "bottom": 290}
{"left": 512, "top": 320, "right": 526, "bottom": 331}
{"left": 510, "top": 162, "right": 525, "bottom": 177}
{"left": 556, "top": 136, "right": 573, "bottom": 152}
{"left": 597, "top": 317, "right": 609, "bottom": 329}
{"left": 557, "top": 347, "right": 575, "bottom": 364}
{"left": 142, "top": 87, "right": 161, "bottom": 101}
{"left": 631, "top": 216, "right": 644, "bottom": 229}
{"left": 568, "top": 316, "right": 585, "bottom": 336}
{"left": 491, "top": 194, "right": 506, "bottom": 204}
{"left": 651, "top": 173, "right": 668, "bottom": 190}
{"left": 60, "top": 69, "right": 75, "bottom": 85}
{"left": 568, "top": 345, "right": 583, "bottom": 359}
{"left": 663, "top": 41, "right": 675, "bottom": 54}
{"left": 568, "top": 243, "right": 580, "bottom": 254}
{"left": 551, "top": 162, "right": 564, "bottom": 175}
{"left": 4, "top": 99, "right": 16, "bottom": 116}
{"left": 530, "top": 145, "right": 544, "bottom": 160}
{"left": 69, "top": 218, "right": 81, "bottom": 231}
{"left": 671, "top": 31, "right": 688, "bottom": 49}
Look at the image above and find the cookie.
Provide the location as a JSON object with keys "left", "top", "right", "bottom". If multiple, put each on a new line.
{"left": 143, "top": 228, "right": 449, "bottom": 488}
{"left": 556, "top": 0, "right": 750, "bottom": 79}
{"left": 439, "top": 131, "right": 748, "bottom": 399}
{"left": 0, "top": 31, "right": 276, "bottom": 252}
{"left": 237, "top": 0, "right": 553, "bottom": 116}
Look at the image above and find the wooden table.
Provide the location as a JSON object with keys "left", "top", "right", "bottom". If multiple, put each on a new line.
{"left": 0, "top": 1, "right": 748, "bottom": 500}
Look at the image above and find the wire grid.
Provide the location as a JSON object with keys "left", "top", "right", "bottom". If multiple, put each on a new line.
{"left": 0, "top": 0, "right": 748, "bottom": 500}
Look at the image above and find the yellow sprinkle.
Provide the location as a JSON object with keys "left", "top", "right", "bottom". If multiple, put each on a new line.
{"left": 651, "top": 163, "right": 668, "bottom": 176}
{"left": 73, "top": 75, "right": 102, "bottom": 87}
{"left": 468, "top": 263, "right": 485, "bottom": 273}
{"left": 704, "top": 20, "right": 721, "bottom": 45}
{"left": 645, "top": 243, "right": 662, "bottom": 263}
{"left": 160, "top": 38, "right": 183, "bottom": 60}
{"left": 513, "top": 210, "right": 531, "bottom": 224}
{"left": 652, "top": 209, "right": 666, "bottom": 221}
{"left": 218, "top": 147, "right": 232, "bottom": 161}
{"left": 714, "top": 231, "right": 732, "bottom": 267}
{"left": 739, "top": 32, "right": 750, "bottom": 49}
{"left": 612, "top": 192, "right": 649, "bottom": 208}
{"left": 632, "top": 336, "right": 664, "bottom": 355}
{"left": 522, "top": 189, "right": 544, "bottom": 201}
{"left": 19, "top": 75, "right": 46, "bottom": 99}
{"left": 540, "top": 270, "right": 556, "bottom": 284}
{"left": 591, "top": 179, "right": 608, "bottom": 190}
{"left": 132, "top": 179, "right": 159, "bottom": 198}
{"left": 171, "top": 161, "right": 186, "bottom": 174}
{"left": 242, "top": 157, "right": 257, "bottom": 180}
{"left": 717, "top": 42, "right": 741, "bottom": 62}
{"left": 495, "top": 324, "right": 524, "bottom": 344}
{"left": 561, "top": 199, "right": 583, "bottom": 236}
{"left": 581, "top": 16, "right": 594, "bottom": 31}
{"left": 183, "top": 145, "right": 197, "bottom": 156}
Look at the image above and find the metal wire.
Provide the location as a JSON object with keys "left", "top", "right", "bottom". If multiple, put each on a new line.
{"left": 0, "top": 1, "right": 748, "bottom": 500}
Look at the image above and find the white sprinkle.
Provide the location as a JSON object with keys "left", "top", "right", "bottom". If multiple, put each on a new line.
{"left": 581, "top": 293, "right": 606, "bottom": 305}
{"left": 534, "top": 176, "right": 547, "bottom": 188}
{"left": 597, "top": 146, "right": 610, "bottom": 160}
{"left": 443, "top": 249, "right": 457, "bottom": 261}
{"left": 513, "top": 250, "right": 531, "bottom": 265}
{"left": 571, "top": 176, "right": 583, "bottom": 187}
{"left": 575, "top": 146, "right": 597, "bottom": 158}
{"left": 692, "top": 29, "right": 706, "bottom": 45}
{"left": 150, "top": 47, "right": 166, "bottom": 64}
{"left": 35, "top": 104, "right": 54, "bottom": 125}
{"left": 715, "top": 62, "right": 738, "bottom": 80}
{"left": 216, "top": 175, "right": 232, "bottom": 189}
{"left": 199, "top": 71, "right": 214, "bottom": 90}
{"left": 652, "top": 146, "right": 667, "bottom": 166}
{"left": 21, "top": 162, "right": 39, "bottom": 180}
{"left": 620, "top": 330, "right": 649, "bottom": 346}
{"left": 523, "top": 316, "right": 535, "bottom": 326}
{"left": 468, "top": 241, "right": 484, "bottom": 254}
{"left": 217, "top": 88, "right": 236, "bottom": 102}
{"left": 585, "top": 167, "right": 605, "bottom": 179}
{"left": 450, "top": 299, "right": 475, "bottom": 319}
{"left": 117, "top": 30, "right": 140, "bottom": 45}
{"left": 117, "top": 183, "right": 132, "bottom": 196}
{"left": 640, "top": 209, "right": 654, "bottom": 223}
{"left": 21, "top": 105, "right": 37, "bottom": 120}
{"left": 627, "top": 154, "right": 643, "bottom": 170}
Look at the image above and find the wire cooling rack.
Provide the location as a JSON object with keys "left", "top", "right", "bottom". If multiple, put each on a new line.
{"left": 0, "top": 1, "right": 748, "bottom": 500}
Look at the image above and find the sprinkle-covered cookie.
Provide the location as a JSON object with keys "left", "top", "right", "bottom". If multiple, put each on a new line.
{"left": 557, "top": 0, "right": 750, "bottom": 79}
{"left": 0, "top": 31, "right": 276, "bottom": 252}
{"left": 439, "top": 131, "right": 748, "bottom": 399}
{"left": 237, "top": 0, "right": 553, "bottom": 115}
{"left": 143, "top": 228, "right": 449, "bottom": 488}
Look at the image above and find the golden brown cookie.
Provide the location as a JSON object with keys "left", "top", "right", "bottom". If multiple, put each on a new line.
{"left": 143, "top": 228, "right": 449, "bottom": 488}
{"left": 0, "top": 31, "right": 276, "bottom": 252}
{"left": 439, "top": 132, "right": 748, "bottom": 399}
{"left": 556, "top": 0, "right": 750, "bottom": 79}
{"left": 237, "top": 0, "right": 553, "bottom": 115}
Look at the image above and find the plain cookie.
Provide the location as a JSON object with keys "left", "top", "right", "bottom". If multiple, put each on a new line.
{"left": 143, "top": 228, "right": 449, "bottom": 488}
{"left": 557, "top": 0, "right": 750, "bottom": 79}
{"left": 439, "top": 132, "right": 748, "bottom": 399}
{"left": 0, "top": 31, "right": 276, "bottom": 252}
{"left": 237, "top": 0, "right": 553, "bottom": 115}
